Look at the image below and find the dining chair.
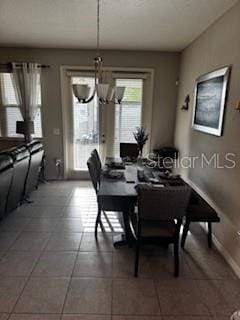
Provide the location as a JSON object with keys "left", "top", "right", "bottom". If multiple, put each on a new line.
{"left": 87, "top": 155, "right": 114, "bottom": 237}
{"left": 130, "top": 184, "right": 190, "bottom": 277}
{"left": 91, "top": 149, "right": 102, "bottom": 173}
{"left": 87, "top": 156, "right": 100, "bottom": 194}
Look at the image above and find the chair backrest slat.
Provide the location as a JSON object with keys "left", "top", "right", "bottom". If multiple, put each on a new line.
{"left": 137, "top": 184, "right": 190, "bottom": 220}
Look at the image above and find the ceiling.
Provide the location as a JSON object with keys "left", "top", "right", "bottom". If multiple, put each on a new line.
{"left": 0, "top": 0, "right": 238, "bottom": 51}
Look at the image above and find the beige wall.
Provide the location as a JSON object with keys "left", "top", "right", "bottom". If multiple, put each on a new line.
{"left": 0, "top": 48, "right": 179, "bottom": 178}
{"left": 174, "top": 1, "right": 240, "bottom": 273}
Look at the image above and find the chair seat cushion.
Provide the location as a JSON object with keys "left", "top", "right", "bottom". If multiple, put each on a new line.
{"left": 186, "top": 201, "right": 220, "bottom": 222}
{"left": 141, "top": 220, "right": 176, "bottom": 237}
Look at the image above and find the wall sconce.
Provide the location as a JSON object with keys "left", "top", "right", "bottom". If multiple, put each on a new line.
{"left": 181, "top": 94, "right": 190, "bottom": 110}
{"left": 235, "top": 100, "right": 240, "bottom": 111}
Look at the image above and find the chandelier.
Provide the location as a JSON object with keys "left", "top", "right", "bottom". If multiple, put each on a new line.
{"left": 72, "top": 0, "right": 125, "bottom": 104}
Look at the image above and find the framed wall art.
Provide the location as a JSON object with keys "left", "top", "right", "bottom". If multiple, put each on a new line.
{"left": 192, "top": 66, "right": 230, "bottom": 136}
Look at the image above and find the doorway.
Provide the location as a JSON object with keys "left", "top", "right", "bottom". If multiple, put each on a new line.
{"left": 61, "top": 66, "right": 154, "bottom": 179}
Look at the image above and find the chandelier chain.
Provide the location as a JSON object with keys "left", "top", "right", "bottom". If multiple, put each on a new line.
{"left": 72, "top": 0, "right": 125, "bottom": 104}
{"left": 97, "top": 0, "right": 100, "bottom": 56}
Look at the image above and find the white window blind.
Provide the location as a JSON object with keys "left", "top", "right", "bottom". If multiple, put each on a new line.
{"left": 0, "top": 73, "right": 42, "bottom": 138}
{"left": 114, "top": 78, "right": 143, "bottom": 157}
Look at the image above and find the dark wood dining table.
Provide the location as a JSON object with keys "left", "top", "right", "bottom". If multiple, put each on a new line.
{"left": 97, "top": 159, "right": 186, "bottom": 246}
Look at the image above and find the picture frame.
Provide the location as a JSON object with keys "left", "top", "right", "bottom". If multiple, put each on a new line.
{"left": 192, "top": 66, "right": 231, "bottom": 136}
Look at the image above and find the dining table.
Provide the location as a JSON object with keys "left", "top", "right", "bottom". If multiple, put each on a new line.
{"left": 97, "top": 158, "right": 186, "bottom": 246}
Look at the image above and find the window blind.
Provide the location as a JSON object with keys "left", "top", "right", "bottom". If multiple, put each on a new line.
{"left": 114, "top": 79, "right": 143, "bottom": 157}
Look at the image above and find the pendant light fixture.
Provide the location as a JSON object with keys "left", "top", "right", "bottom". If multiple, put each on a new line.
{"left": 72, "top": 0, "right": 125, "bottom": 104}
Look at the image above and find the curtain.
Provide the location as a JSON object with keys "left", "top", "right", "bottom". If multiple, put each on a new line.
{"left": 11, "top": 62, "right": 41, "bottom": 121}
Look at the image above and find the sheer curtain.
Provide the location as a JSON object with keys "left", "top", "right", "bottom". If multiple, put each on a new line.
{"left": 11, "top": 62, "right": 41, "bottom": 121}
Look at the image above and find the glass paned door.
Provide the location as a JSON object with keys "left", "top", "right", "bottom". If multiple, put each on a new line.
{"left": 62, "top": 69, "right": 152, "bottom": 179}
{"left": 71, "top": 76, "right": 99, "bottom": 171}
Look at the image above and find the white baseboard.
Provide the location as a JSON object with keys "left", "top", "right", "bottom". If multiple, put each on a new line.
{"left": 183, "top": 175, "right": 240, "bottom": 279}
{"left": 212, "top": 234, "right": 240, "bottom": 278}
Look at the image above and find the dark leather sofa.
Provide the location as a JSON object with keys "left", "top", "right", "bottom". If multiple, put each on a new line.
{"left": 0, "top": 140, "right": 44, "bottom": 219}
{"left": 5, "top": 145, "right": 30, "bottom": 213}
{"left": 0, "top": 154, "right": 14, "bottom": 219}
{"left": 25, "top": 141, "right": 44, "bottom": 197}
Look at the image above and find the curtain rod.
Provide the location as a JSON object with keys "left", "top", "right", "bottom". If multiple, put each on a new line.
{"left": 0, "top": 63, "right": 50, "bottom": 68}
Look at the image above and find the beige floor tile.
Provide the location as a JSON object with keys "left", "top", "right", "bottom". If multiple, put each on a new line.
{"left": 0, "top": 218, "right": 32, "bottom": 232}
{"left": 14, "top": 277, "right": 69, "bottom": 313}
{"left": 0, "top": 251, "right": 41, "bottom": 276}
{"left": 0, "top": 314, "right": 9, "bottom": 320}
{"left": 64, "top": 278, "right": 112, "bottom": 314}
{"left": 213, "top": 317, "right": 233, "bottom": 320}
{"left": 113, "top": 316, "right": 162, "bottom": 320}
{"left": 62, "top": 206, "right": 86, "bottom": 218}
{"left": 149, "top": 254, "right": 191, "bottom": 279}
{"left": 32, "top": 196, "right": 70, "bottom": 207}
{"left": 32, "top": 188, "right": 72, "bottom": 198}
{"left": 184, "top": 252, "right": 237, "bottom": 279}
{"left": 0, "top": 252, "right": 6, "bottom": 260}
{"left": 9, "top": 315, "right": 61, "bottom": 320}
{"left": 113, "top": 278, "right": 160, "bottom": 315}
{"left": 112, "top": 315, "right": 162, "bottom": 320}
{"left": 188, "top": 223, "right": 207, "bottom": 236}
{"left": 38, "top": 207, "right": 65, "bottom": 218}
{"left": 11, "top": 205, "right": 44, "bottom": 219}
{"left": 68, "top": 198, "right": 90, "bottom": 206}
{"left": 0, "top": 181, "right": 238, "bottom": 320}
{"left": 54, "top": 219, "right": 84, "bottom": 233}
{"left": 73, "top": 252, "right": 112, "bottom": 277}
{"left": 79, "top": 233, "right": 113, "bottom": 252}
{"left": 24, "top": 219, "right": 58, "bottom": 232}
{"left": 62, "top": 316, "right": 111, "bottom": 320}
{"left": 197, "top": 280, "right": 240, "bottom": 315}
{"left": 156, "top": 279, "right": 209, "bottom": 315}
{"left": 0, "top": 233, "right": 20, "bottom": 251}
{"left": 32, "top": 251, "right": 77, "bottom": 277}
{"left": 0, "top": 277, "right": 27, "bottom": 312}
{"left": 45, "top": 234, "right": 82, "bottom": 251}
{"left": 162, "top": 317, "right": 212, "bottom": 320}
{"left": 139, "top": 245, "right": 173, "bottom": 256}
{"left": 113, "top": 249, "right": 152, "bottom": 278}
{"left": 180, "top": 233, "right": 211, "bottom": 252}
{"left": 10, "top": 233, "right": 50, "bottom": 251}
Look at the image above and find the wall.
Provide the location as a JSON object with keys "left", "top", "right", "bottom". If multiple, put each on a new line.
{"left": 174, "top": 1, "right": 240, "bottom": 273}
{"left": 0, "top": 48, "right": 179, "bottom": 178}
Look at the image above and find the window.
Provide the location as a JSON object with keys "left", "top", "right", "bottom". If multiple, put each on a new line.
{"left": 0, "top": 73, "right": 42, "bottom": 138}
{"left": 114, "top": 78, "right": 143, "bottom": 157}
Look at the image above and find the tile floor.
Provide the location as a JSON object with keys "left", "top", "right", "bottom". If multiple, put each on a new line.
{"left": 0, "top": 180, "right": 239, "bottom": 320}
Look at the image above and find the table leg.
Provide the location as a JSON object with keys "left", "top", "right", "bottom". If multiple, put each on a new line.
{"left": 113, "top": 208, "right": 135, "bottom": 247}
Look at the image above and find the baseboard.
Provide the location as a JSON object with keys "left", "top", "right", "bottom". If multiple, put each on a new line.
{"left": 212, "top": 233, "right": 240, "bottom": 278}
{"left": 183, "top": 175, "right": 240, "bottom": 279}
